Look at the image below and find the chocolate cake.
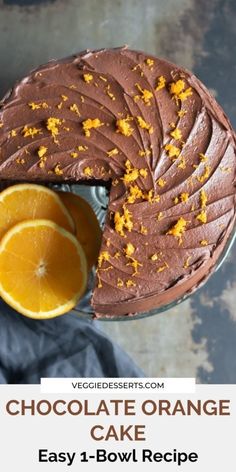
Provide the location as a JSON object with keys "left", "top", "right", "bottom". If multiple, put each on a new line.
{"left": 0, "top": 47, "right": 235, "bottom": 318}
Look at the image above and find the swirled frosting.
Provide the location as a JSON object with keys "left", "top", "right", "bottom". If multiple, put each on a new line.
{"left": 0, "top": 47, "right": 235, "bottom": 317}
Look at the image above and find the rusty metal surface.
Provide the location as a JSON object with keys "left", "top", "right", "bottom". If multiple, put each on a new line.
{"left": 0, "top": 0, "right": 235, "bottom": 382}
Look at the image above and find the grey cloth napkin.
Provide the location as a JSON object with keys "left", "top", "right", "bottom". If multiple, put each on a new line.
{"left": 0, "top": 300, "right": 143, "bottom": 383}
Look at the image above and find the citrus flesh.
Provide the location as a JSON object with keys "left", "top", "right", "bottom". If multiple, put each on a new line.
{"left": 0, "top": 184, "right": 75, "bottom": 239}
{"left": 0, "top": 219, "right": 87, "bottom": 318}
{"left": 59, "top": 192, "right": 102, "bottom": 270}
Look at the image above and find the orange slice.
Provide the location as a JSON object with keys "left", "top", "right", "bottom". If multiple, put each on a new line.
{"left": 0, "top": 184, "right": 75, "bottom": 239}
{"left": 59, "top": 192, "right": 102, "bottom": 270}
{"left": 0, "top": 219, "right": 87, "bottom": 318}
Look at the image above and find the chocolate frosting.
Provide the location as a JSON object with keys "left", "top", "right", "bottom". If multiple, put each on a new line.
{"left": 0, "top": 47, "right": 235, "bottom": 317}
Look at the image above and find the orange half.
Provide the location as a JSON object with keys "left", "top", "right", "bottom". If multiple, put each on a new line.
{"left": 59, "top": 192, "right": 102, "bottom": 270}
{"left": 0, "top": 219, "right": 87, "bottom": 318}
{"left": 0, "top": 183, "right": 75, "bottom": 239}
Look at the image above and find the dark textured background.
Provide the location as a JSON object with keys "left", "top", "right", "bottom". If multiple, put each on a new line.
{"left": 0, "top": 0, "right": 235, "bottom": 382}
